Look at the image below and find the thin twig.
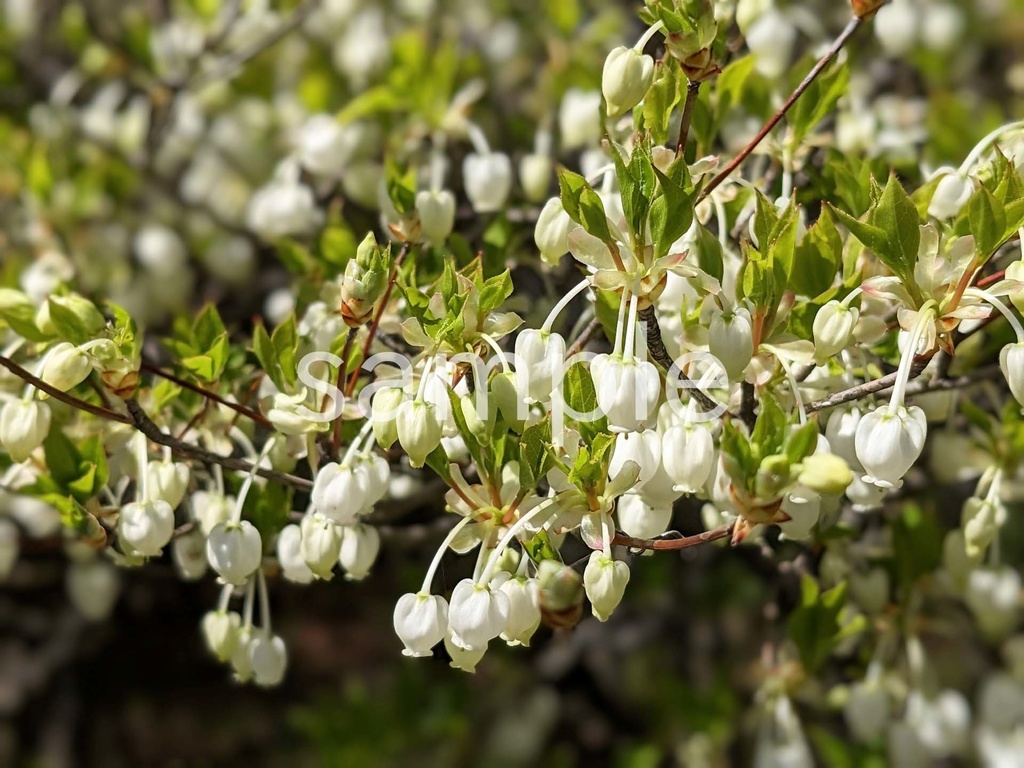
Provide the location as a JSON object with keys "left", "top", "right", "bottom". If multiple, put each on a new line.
{"left": 140, "top": 361, "right": 271, "bottom": 427}
{"left": 676, "top": 80, "right": 701, "bottom": 155}
{"left": 805, "top": 353, "right": 933, "bottom": 413}
{"left": 332, "top": 326, "right": 360, "bottom": 453}
{"left": 565, "top": 317, "right": 603, "bottom": 358}
{"left": 0, "top": 355, "right": 131, "bottom": 424}
{"left": 698, "top": 17, "right": 863, "bottom": 202}
{"left": 637, "top": 305, "right": 725, "bottom": 413}
{"left": 613, "top": 523, "right": 734, "bottom": 551}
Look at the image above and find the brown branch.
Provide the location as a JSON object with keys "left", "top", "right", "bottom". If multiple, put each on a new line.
{"left": 0, "top": 355, "right": 131, "bottom": 424}
{"left": 565, "top": 316, "right": 603, "bottom": 358}
{"left": 140, "top": 361, "right": 271, "bottom": 427}
{"left": 613, "top": 523, "right": 734, "bottom": 551}
{"left": 805, "top": 353, "right": 933, "bottom": 414}
{"left": 676, "top": 80, "right": 701, "bottom": 155}
{"left": 698, "top": 17, "right": 863, "bottom": 203}
{"left": 332, "top": 326, "right": 360, "bottom": 453}
{"left": 637, "top": 305, "right": 725, "bottom": 414}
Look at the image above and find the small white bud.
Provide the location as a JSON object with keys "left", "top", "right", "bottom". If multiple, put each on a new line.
{"left": 311, "top": 461, "right": 368, "bottom": 524}
{"left": 813, "top": 301, "right": 859, "bottom": 362}
{"left": 276, "top": 523, "right": 315, "bottom": 584}
{"left": 928, "top": 172, "right": 973, "bottom": 220}
{"left": 519, "top": 153, "right": 551, "bottom": 203}
{"left": 299, "top": 513, "right": 343, "bottom": 580}
{"left": 171, "top": 529, "right": 208, "bottom": 581}
{"left": 499, "top": 576, "right": 542, "bottom": 647}
{"left": 602, "top": 46, "right": 655, "bottom": 116}
{"left": 415, "top": 189, "right": 456, "bottom": 245}
{"left": 0, "top": 399, "right": 51, "bottom": 462}
{"left": 396, "top": 399, "right": 443, "bottom": 468}
{"left": 708, "top": 307, "right": 754, "bottom": 380}
{"left": 338, "top": 523, "right": 380, "bottom": 581}
{"left": 533, "top": 197, "right": 574, "bottom": 266}
{"left": 393, "top": 591, "right": 448, "bottom": 657}
{"left": 515, "top": 329, "right": 567, "bottom": 403}
{"left": 39, "top": 342, "right": 92, "bottom": 393}
{"left": 248, "top": 632, "right": 288, "bottom": 687}
{"left": 201, "top": 609, "right": 241, "bottom": 662}
{"left": 118, "top": 499, "right": 175, "bottom": 557}
{"left": 661, "top": 424, "right": 715, "bottom": 493}
{"left": 584, "top": 551, "right": 630, "bottom": 622}
{"left": 146, "top": 459, "right": 190, "bottom": 509}
{"left": 592, "top": 354, "right": 661, "bottom": 433}
{"left": 463, "top": 152, "right": 512, "bottom": 213}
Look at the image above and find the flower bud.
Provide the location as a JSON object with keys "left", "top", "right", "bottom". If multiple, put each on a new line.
{"left": 534, "top": 197, "right": 574, "bottom": 266}
{"left": 66, "top": 559, "right": 120, "bottom": 621}
{"left": 0, "top": 519, "right": 19, "bottom": 580}
{"left": 664, "top": 1, "right": 718, "bottom": 62}
{"left": 1006, "top": 260, "right": 1024, "bottom": 314}
{"left": 201, "top": 609, "right": 241, "bottom": 662}
{"left": 499, "top": 576, "right": 542, "bottom": 647}
{"left": 874, "top": 0, "right": 919, "bottom": 56}
{"left": 341, "top": 232, "right": 390, "bottom": 327}
{"left": 393, "top": 591, "right": 448, "bottom": 656}
{"left": 172, "top": 529, "right": 208, "bottom": 580}
{"left": 248, "top": 632, "right": 288, "bottom": 687}
{"left": 845, "top": 676, "right": 892, "bottom": 744}
{"left": 825, "top": 407, "right": 862, "bottom": 467}
{"left": 966, "top": 567, "right": 1021, "bottom": 640}
{"left": 371, "top": 387, "right": 405, "bottom": 449}
{"left": 230, "top": 627, "right": 254, "bottom": 682}
{"left": 1001, "top": 342, "right": 1024, "bottom": 406}
{"left": 39, "top": 342, "right": 92, "bottom": 393}
{"left": 515, "top": 329, "right": 566, "bottom": 404}
{"left": 415, "top": 189, "right": 456, "bottom": 245}
{"left": 299, "top": 512, "right": 343, "bottom": 580}
{"left": 661, "top": 424, "right": 714, "bottom": 493}
{"left": 0, "top": 399, "right": 51, "bottom": 462}
{"left": 928, "top": 172, "right": 973, "bottom": 220}
{"left": 584, "top": 551, "right": 630, "bottom": 622}
{"left": 854, "top": 404, "right": 927, "bottom": 489}
{"left": 276, "top": 523, "right": 315, "bottom": 584}
{"left": 558, "top": 88, "right": 602, "bottom": 150}
{"left": 463, "top": 152, "right": 513, "bottom": 213}
{"left": 118, "top": 499, "right": 175, "bottom": 557}
{"left": 311, "top": 461, "right": 369, "bottom": 524}
{"left": 744, "top": 10, "right": 793, "bottom": 78}
{"left": 592, "top": 354, "right": 661, "bottom": 433}
{"left": 146, "top": 459, "right": 190, "bottom": 509}
{"left": 191, "top": 491, "right": 234, "bottom": 536}
{"left": 396, "top": 399, "right": 443, "bottom": 468}
{"left": 338, "top": 523, "right": 380, "bottom": 580}
{"left": 519, "top": 153, "right": 551, "bottom": 203}
{"left": 962, "top": 495, "right": 1005, "bottom": 560}
{"left": 206, "top": 521, "right": 262, "bottom": 585}
{"left": 537, "top": 559, "right": 584, "bottom": 613}
{"left": 602, "top": 46, "right": 655, "bottom": 117}
{"left": 296, "top": 114, "right": 353, "bottom": 178}
{"left": 708, "top": 307, "right": 754, "bottom": 380}
{"left": 490, "top": 370, "right": 526, "bottom": 433}
{"left": 813, "top": 301, "right": 859, "bottom": 362}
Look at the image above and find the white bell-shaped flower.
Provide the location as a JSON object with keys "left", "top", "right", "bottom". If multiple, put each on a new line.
{"left": 708, "top": 307, "right": 754, "bottom": 380}
{"left": 338, "top": 523, "right": 380, "bottom": 581}
{"left": 66, "top": 559, "right": 120, "bottom": 621}
{"left": 299, "top": 513, "right": 343, "bottom": 580}
{"left": 499, "top": 576, "right": 542, "bottom": 647}
{"left": 616, "top": 494, "right": 673, "bottom": 539}
{"left": 745, "top": 9, "right": 797, "bottom": 79}
{"left": 463, "top": 152, "right": 512, "bottom": 213}
{"left": 371, "top": 387, "right": 404, "bottom": 449}
{"left": 146, "top": 459, "right": 190, "bottom": 509}
{"left": 534, "top": 197, "right": 574, "bottom": 266}
{"left": 520, "top": 153, "right": 551, "bottom": 203}
{"left": 928, "top": 172, "right": 973, "bottom": 220}
{"left": 171, "top": 529, "right": 208, "bottom": 580}
{"left": 444, "top": 629, "right": 487, "bottom": 673}
{"left": 962, "top": 495, "right": 1005, "bottom": 560}
{"left": 854, "top": 404, "right": 927, "bottom": 489}
{"left": 0, "top": 399, "right": 50, "bottom": 462}
{"left": 825, "top": 407, "right": 862, "bottom": 467}
{"left": 118, "top": 499, "right": 175, "bottom": 557}
{"left": 661, "top": 423, "right": 715, "bottom": 493}
{"left": 415, "top": 189, "right": 456, "bottom": 245}
{"left": 610, "top": 430, "right": 662, "bottom": 489}
{"left": 393, "top": 591, "right": 448, "bottom": 657}
{"left": 1000, "top": 342, "right": 1024, "bottom": 406}
{"left": 276, "top": 523, "right": 315, "bottom": 584}
{"left": 296, "top": 114, "right": 354, "bottom": 178}
{"left": 230, "top": 626, "right": 254, "bottom": 682}
{"left": 845, "top": 674, "right": 892, "bottom": 744}
{"left": 592, "top": 354, "right": 661, "bottom": 433}
{"left": 515, "top": 329, "right": 566, "bottom": 403}
{"left": 777, "top": 489, "right": 821, "bottom": 541}
{"left": 874, "top": 0, "right": 919, "bottom": 56}
{"left": 0, "top": 519, "right": 19, "bottom": 580}
{"left": 812, "top": 300, "right": 859, "bottom": 362}
{"left": 966, "top": 567, "right": 1021, "bottom": 640}
{"left": 206, "top": 521, "right": 262, "bottom": 585}
{"left": 311, "top": 461, "right": 368, "bottom": 524}
{"left": 361, "top": 453, "right": 390, "bottom": 508}
{"left": 249, "top": 632, "right": 288, "bottom": 687}
{"left": 39, "top": 342, "right": 92, "bottom": 393}
{"left": 447, "top": 578, "right": 510, "bottom": 651}
{"left": 584, "top": 551, "right": 630, "bottom": 622}
{"left": 602, "top": 46, "right": 655, "bottom": 116}
{"left": 201, "top": 609, "right": 241, "bottom": 662}
{"left": 849, "top": 567, "right": 891, "bottom": 615}
{"left": 191, "top": 491, "right": 234, "bottom": 536}
{"left": 396, "top": 399, "right": 443, "bottom": 468}
{"left": 558, "top": 88, "right": 602, "bottom": 150}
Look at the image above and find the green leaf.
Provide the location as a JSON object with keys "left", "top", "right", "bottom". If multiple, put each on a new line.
{"left": 252, "top": 322, "right": 286, "bottom": 392}
{"left": 563, "top": 362, "right": 608, "bottom": 443}
{"left": 650, "top": 155, "right": 694, "bottom": 261}
{"left": 792, "top": 208, "right": 842, "bottom": 298}
{"left": 0, "top": 288, "right": 48, "bottom": 342}
{"left": 968, "top": 185, "right": 1007, "bottom": 260}
{"left": 559, "top": 169, "right": 613, "bottom": 243}
{"left": 786, "top": 56, "right": 849, "bottom": 146}
{"left": 271, "top": 314, "right": 299, "bottom": 387}
{"left": 518, "top": 418, "right": 554, "bottom": 491}
{"left": 787, "top": 575, "right": 849, "bottom": 671}
{"left": 479, "top": 270, "right": 513, "bottom": 314}
{"left": 193, "top": 304, "right": 226, "bottom": 351}
{"left": 693, "top": 223, "right": 724, "bottom": 283}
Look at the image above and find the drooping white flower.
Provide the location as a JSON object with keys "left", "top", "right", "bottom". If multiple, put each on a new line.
{"left": 416, "top": 189, "right": 456, "bottom": 245}
{"left": 39, "top": 342, "right": 92, "bottom": 393}
{"left": 1000, "top": 342, "right": 1024, "bottom": 406}
{"left": 443, "top": 629, "right": 487, "bottom": 673}
{"left": 311, "top": 461, "right": 368, "bottom": 524}
{"left": 396, "top": 399, "right": 443, "bottom": 468}
{"left": 928, "top": 171, "right": 974, "bottom": 220}
{"left": 499, "top": 576, "right": 542, "bottom": 647}
{"left": 966, "top": 567, "right": 1021, "bottom": 640}
{"left": 812, "top": 301, "right": 859, "bottom": 362}
{"left": 602, "top": 45, "right": 655, "bottom": 116}
{"left": 171, "top": 529, "right": 208, "bottom": 581}
{"left": 393, "top": 591, "right": 448, "bottom": 657}
{"left": 191, "top": 491, "right": 234, "bottom": 536}
{"left": 296, "top": 114, "right": 355, "bottom": 177}
{"left": 708, "top": 306, "right": 754, "bottom": 380}
{"left": 276, "top": 524, "right": 315, "bottom": 584}
{"left": 118, "top": 499, "right": 175, "bottom": 557}
{"left": 519, "top": 153, "right": 551, "bottom": 203}
{"left": 854, "top": 404, "right": 927, "bottom": 489}
{"left": 299, "top": 513, "right": 343, "bottom": 580}
{"left": 463, "top": 152, "right": 512, "bottom": 213}
{"left": 248, "top": 632, "right": 288, "bottom": 687}
{"left": 825, "top": 407, "right": 862, "bottom": 467}
{"left": 146, "top": 459, "right": 190, "bottom": 509}
{"left": 615, "top": 493, "right": 673, "bottom": 539}
{"left": 583, "top": 551, "right": 630, "bottom": 622}
{"left": 201, "top": 610, "right": 242, "bottom": 662}
{"left": 66, "top": 559, "right": 120, "bottom": 621}
{"left": 661, "top": 423, "right": 715, "bottom": 493}
{"left": 534, "top": 197, "right": 574, "bottom": 266}
{"left": 515, "top": 329, "right": 566, "bottom": 404}
{"left": 592, "top": 353, "right": 661, "bottom": 433}
{"left": 0, "top": 399, "right": 51, "bottom": 462}
{"left": 337, "top": 523, "right": 380, "bottom": 581}
{"left": 558, "top": 88, "right": 602, "bottom": 150}
{"left": 845, "top": 673, "right": 892, "bottom": 744}
{"left": 447, "top": 578, "right": 510, "bottom": 651}
{"left": 206, "top": 521, "right": 263, "bottom": 585}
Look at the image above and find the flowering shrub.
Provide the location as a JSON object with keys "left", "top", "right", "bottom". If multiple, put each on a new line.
{"left": 3, "top": 0, "right": 1024, "bottom": 762}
